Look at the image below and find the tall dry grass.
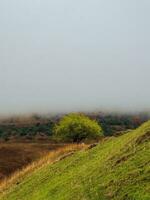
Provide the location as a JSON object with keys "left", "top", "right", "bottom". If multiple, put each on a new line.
{"left": 0, "top": 143, "right": 86, "bottom": 194}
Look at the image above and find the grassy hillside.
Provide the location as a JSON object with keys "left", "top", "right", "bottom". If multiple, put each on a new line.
{"left": 0, "top": 121, "right": 150, "bottom": 200}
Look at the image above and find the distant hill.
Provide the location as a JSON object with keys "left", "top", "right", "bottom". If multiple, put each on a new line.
{"left": 1, "top": 121, "right": 150, "bottom": 200}
{"left": 0, "top": 112, "right": 149, "bottom": 141}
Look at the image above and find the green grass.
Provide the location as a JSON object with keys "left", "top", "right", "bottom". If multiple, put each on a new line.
{"left": 1, "top": 121, "right": 150, "bottom": 200}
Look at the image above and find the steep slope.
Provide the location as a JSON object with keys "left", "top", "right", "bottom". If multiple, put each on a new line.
{"left": 0, "top": 121, "right": 150, "bottom": 200}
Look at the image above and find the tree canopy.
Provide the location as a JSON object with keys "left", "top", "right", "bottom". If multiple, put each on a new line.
{"left": 54, "top": 113, "right": 103, "bottom": 142}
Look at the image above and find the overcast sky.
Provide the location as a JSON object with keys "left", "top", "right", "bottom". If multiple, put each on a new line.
{"left": 0, "top": 0, "right": 150, "bottom": 115}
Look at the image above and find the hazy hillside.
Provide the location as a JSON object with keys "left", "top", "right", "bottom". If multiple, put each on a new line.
{"left": 0, "top": 121, "right": 149, "bottom": 200}
{"left": 0, "top": 112, "right": 149, "bottom": 141}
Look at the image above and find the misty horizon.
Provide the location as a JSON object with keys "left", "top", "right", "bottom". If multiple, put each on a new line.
{"left": 0, "top": 1, "right": 150, "bottom": 115}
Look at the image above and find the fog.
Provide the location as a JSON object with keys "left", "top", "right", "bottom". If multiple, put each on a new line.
{"left": 0, "top": 0, "right": 150, "bottom": 115}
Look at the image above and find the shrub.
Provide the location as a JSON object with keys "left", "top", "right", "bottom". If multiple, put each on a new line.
{"left": 53, "top": 113, "right": 103, "bottom": 142}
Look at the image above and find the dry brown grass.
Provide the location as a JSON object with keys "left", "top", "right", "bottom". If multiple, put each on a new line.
{"left": 0, "top": 143, "right": 87, "bottom": 193}
{"left": 0, "top": 142, "right": 68, "bottom": 181}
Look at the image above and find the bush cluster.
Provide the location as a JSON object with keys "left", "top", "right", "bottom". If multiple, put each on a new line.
{"left": 54, "top": 113, "right": 103, "bottom": 142}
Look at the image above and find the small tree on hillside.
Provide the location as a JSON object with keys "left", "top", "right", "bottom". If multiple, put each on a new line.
{"left": 53, "top": 113, "right": 103, "bottom": 142}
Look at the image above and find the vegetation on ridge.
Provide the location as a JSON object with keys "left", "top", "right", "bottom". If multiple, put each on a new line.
{"left": 54, "top": 113, "right": 103, "bottom": 142}
{"left": 0, "top": 112, "right": 148, "bottom": 141}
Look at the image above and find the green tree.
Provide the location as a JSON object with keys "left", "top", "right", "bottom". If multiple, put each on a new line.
{"left": 54, "top": 113, "right": 103, "bottom": 142}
